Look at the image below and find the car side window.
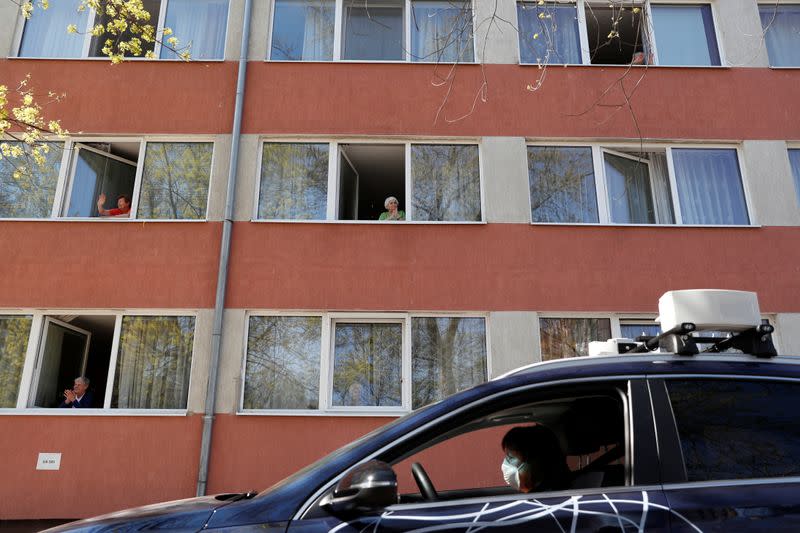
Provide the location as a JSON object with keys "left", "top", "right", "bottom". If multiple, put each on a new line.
{"left": 666, "top": 379, "right": 800, "bottom": 482}
{"left": 387, "top": 388, "right": 629, "bottom": 501}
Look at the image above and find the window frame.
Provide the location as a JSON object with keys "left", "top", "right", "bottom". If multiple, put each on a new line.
{"left": 0, "top": 136, "right": 216, "bottom": 222}
{"left": 253, "top": 137, "right": 486, "bottom": 224}
{"left": 12, "top": 0, "right": 231, "bottom": 61}
{"left": 0, "top": 308, "right": 199, "bottom": 415}
{"left": 527, "top": 141, "right": 756, "bottom": 227}
{"left": 266, "top": 0, "right": 477, "bottom": 63}
{"left": 239, "top": 311, "right": 491, "bottom": 416}
{"left": 516, "top": 0, "right": 725, "bottom": 67}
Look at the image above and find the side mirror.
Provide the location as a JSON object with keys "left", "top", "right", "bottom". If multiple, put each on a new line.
{"left": 320, "top": 460, "right": 398, "bottom": 518}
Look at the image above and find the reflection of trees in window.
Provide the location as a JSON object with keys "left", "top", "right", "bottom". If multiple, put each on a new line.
{"left": 0, "top": 316, "right": 32, "bottom": 408}
{"left": 259, "top": 143, "right": 329, "bottom": 220}
{"left": 112, "top": 316, "right": 195, "bottom": 409}
{"left": 243, "top": 316, "right": 322, "bottom": 409}
{"left": 411, "top": 144, "right": 481, "bottom": 221}
{"left": 271, "top": 0, "right": 335, "bottom": 60}
{"left": 528, "top": 146, "right": 598, "bottom": 223}
{"left": 411, "top": 317, "right": 486, "bottom": 408}
{"left": 668, "top": 380, "right": 800, "bottom": 482}
{"left": 139, "top": 142, "right": 213, "bottom": 219}
{"left": 0, "top": 142, "right": 61, "bottom": 218}
{"left": 539, "top": 318, "right": 611, "bottom": 361}
{"left": 332, "top": 323, "right": 402, "bottom": 407}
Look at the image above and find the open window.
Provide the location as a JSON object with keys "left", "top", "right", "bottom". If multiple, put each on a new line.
{"left": 337, "top": 144, "right": 405, "bottom": 220}
{"left": 385, "top": 385, "right": 629, "bottom": 501}
{"left": 63, "top": 142, "right": 138, "bottom": 218}
{"left": 585, "top": 2, "right": 647, "bottom": 64}
{"left": 602, "top": 148, "right": 674, "bottom": 224}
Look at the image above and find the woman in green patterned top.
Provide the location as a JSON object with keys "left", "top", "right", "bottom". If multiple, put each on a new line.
{"left": 379, "top": 196, "right": 405, "bottom": 221}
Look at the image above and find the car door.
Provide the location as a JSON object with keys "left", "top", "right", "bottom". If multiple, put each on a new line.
{"left": 290, "top": 378, "right": 673, "bottom": 533}
{"left": 649, "top": 377, "right": 800, "bottom": 532}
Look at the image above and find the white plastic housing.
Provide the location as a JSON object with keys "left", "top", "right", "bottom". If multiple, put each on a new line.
{"left": 589, "top": 339, "right": 637, "bottom": 357}
{"left": 657, "top": 289, "right": 761, "bottom": 332}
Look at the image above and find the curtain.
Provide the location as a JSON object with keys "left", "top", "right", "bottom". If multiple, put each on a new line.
{"left": 259, "top": 143, "right": 329, "bottom": 220}
{"left": 411, "top": 317, "right": 486, "bottom": 408}
{"left": 18, "top": 2, "right": 88, "bottom": 58}
{"left": 0, "top": 316, "right": 32, "bottom": 408}
{"left": 162, "top": 0, "right": 229, "bottom": 59}
{"left": 517, "top": 2, "right": 581, "bottom": 64}
{"left": 789, "top": 149, "right": 800, "bottom": 207}
{"left": 648, "top": 152, "right": 675, "bottom": 224}
{"left": 672, "top": 149, "right": 749, "bottom": 225}
{"left": 112, "top": 316, "right": 195, "bottom": 409}
{"left": 139, "top": 142, "right": 213, "bottom": 219}
{"left": 760, "top": 5, "right": 800, "bottom": 67}
{"left": 411, "top": 1, "right": 473, "bottom": 62}
{"left": 343, "top": 2, "right": 404, "bottom": 60}
{"left": 302, "top": 0, "right": 335, "bottom": 60}
{"left": 652, "top": 5, "right": 720, "bottom": 66}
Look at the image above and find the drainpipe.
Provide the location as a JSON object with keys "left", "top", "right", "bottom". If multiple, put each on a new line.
{"left": 196, "top": 0, "right": 253, "bottom": 497}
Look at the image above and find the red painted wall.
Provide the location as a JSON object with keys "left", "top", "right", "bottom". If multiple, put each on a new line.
{"left": 5, "top": 60, "right": 799, "bottom": 139}
{"left": 0, "top": 221, "right": 221, "bottom": 309}
{"left": 0, "top": 415, "right": 202, "bottom": 519}
{"left": 226, "top": 223, "right": 800, "bottom": 313}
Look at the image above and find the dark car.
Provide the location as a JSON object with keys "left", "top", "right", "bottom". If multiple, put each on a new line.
{"left": 47, "top": 294, "right": 800, "bottom": 532}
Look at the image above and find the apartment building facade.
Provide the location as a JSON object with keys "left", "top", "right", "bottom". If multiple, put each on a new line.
{"left": 1, "top": 0, "right": 799, "bottom": 520}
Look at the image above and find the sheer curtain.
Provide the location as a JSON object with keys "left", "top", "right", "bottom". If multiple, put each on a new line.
{"left": 162, "top": 0, "right": 229, "bottom": 59}
{"left": 411, "top": 1, "right": 474, "bottom": 62}
{"left": 517, "top": 3, "right": 581, "bottom": 64}
{"left": 343, "top": 2, "right": 404, "bottom": 60}
{"left": 672, "top": 148, "right": 749, "bottom": 225}
{"left": 302, "top": 1, "right": 336, "bottom": 59}
{"left": 760, "top": 5, "right": 800, "bottom": 67}
{"left": 789, "top": 149, "right": 800, "bottom": 207}
{"left": 648, "top": 152, "right": 675, "bottom": 224}
{"left": 18, "top": 2, "right": 88, "bottom": 58}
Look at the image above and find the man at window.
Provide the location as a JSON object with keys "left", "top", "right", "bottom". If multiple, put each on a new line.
{"left": 501, "top": 426, "right": 571, "bottom": 493}
{"left": 97, "top": 193, "right": 131, "bottom": 217}
{"left": 59, "top": 377, "right": 93, "bottom": 408}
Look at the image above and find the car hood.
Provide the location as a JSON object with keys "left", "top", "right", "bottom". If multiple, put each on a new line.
{"left": 42, "top": 494, "right": 239, "bottom": 532}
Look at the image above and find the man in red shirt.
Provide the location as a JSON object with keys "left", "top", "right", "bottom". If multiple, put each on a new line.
{"left": 97, "top": 193, "right": 132, "bottom": 217}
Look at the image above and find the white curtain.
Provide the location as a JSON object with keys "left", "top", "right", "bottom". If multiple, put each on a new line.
{"left": 789, "top": 149, "right": 800, "bottom": 207}
{"left": 672, "top": 149, "right": 749, "bottom": 225}
{"left": 648, "top": 152, "right": 675, "bottom": 224}
{"left": 162, "top": 0, "right": 229, "bottom": 59}
{"left": 18, "top": 2, "right": 88, "bottom": 58}
{"left": 302, "top": 0, "right": 335, "bottom": 60}
{"left": 517, "top": 3, "right": 581, "bottom": 64}
{"left": 411, "top": 1, "right": 473, "bottom": 62}
{"left": 761, "top": 6, "right": 800, "bottom": 67}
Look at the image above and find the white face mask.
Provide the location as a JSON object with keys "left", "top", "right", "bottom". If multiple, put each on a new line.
{"left": 501, "top": 456, "right": 525, "bottom": 490}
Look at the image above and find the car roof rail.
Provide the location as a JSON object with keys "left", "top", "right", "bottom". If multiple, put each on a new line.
{"left": 589, "top": 289, "right": 779, "bottom": 359}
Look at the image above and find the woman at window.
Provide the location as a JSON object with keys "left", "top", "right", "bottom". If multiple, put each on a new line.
{"left": 379, "top": 196, "right": 405, "bottom": 221}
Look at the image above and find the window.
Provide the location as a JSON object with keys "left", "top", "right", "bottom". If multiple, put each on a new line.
{"left": 242, "top": 314, "right": 488, "bottom": 412}
{"left": 0, "top": 316, "right": 33, "bottom": 408}
{"left": 539, "top": 318, "right": 611, "bottom": 360}
{"left": 270, "top": 0, "right": 475, "bottom": 61}
{"left": 0, "top": 142, "right": 63, "bottom": 219}
{"left": 516, "top": 1, "right": 720, "bottom": 66}
{"left": 650, "top": 4, "right": 720, "bottom": 66}
{"left": 255, "top": 141, "right": 482, "bottom": 222}
{"left": 528, "top": 145, "right": 749, "bottom": 225}
{"left": 667, "top": 379, "right": 800, "bottom": 481}
{"left": 4, "top": 313, "right": 195, "bottom": 410}
{"left": 789, "top": 149, "right": 800, "bottom": 207}
{"left": 760, "top": 4, "right": 800, "bottom": 67}
{"left": 619, "top": 320, "right": 660, "bottom": 339}
{"left": 0, "top": 139, "right": 213, "bottom": 220}
{"left": 17, "top": 0, "right": 228, "bottom": 59}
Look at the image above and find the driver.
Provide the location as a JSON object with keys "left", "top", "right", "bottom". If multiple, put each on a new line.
{"left": 501, "top": 425, "right": 571, "bottom": 493}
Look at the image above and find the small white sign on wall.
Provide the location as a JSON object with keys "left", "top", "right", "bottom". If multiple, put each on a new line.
{"left": 36, "top": 453, "right": 62, "bottom": 470}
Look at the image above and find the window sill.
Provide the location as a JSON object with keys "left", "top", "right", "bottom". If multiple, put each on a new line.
{"left": 264, "top": 59, "right": 478, "bottom": 65}
{"left": 238, "top": 409, "right": 408, "bottom": 417}
{"left": 250, "top": 219, "right": 487, "bottom": 225}
{"left": 518, "top": 62, "right": 731, "bottom": 69}
{"left": 0, "top": 218, "right": 209, "bottom": 223}
{"left": 529, "top": 222, "right": 761, "bottom": 229}
{"left": 0, "top": 408, "right": 189, "bottom": 416}
{"left": 10, "top": 56, "right": 225, "bottom": 62}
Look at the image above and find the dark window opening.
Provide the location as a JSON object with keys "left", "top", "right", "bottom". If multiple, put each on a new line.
{"left": 31, "top": 315, "right": 116, "bottom": 408}
{"left": 337, "top": 144, "right": 405, "bottom": 220}
{"left": 585, "top": 3, "right": 646, "bottom": 65}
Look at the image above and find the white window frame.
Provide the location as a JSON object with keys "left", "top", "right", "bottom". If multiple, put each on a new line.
{"left": 253, "top": 137, "right": 486, "bottom": 224}
{"left": 0, "top": 309, "right": 198, "bottom": 415}
{"left": 516, "top": 0, "right": 724, "bottom": 67}
{"left": 239, "top": 311, "right": 491, "bottom": 416}
{"left": 0, "top": 136, "right": 215, "bottom": 222}
{"left": 526, "top": 141, "right": 756, "bottom": 227}
{"left": 266, "top": 0, "right": 477, "bottom": 63}
{"left": 12, "top": 0, "right": 231, "bottom": 61}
